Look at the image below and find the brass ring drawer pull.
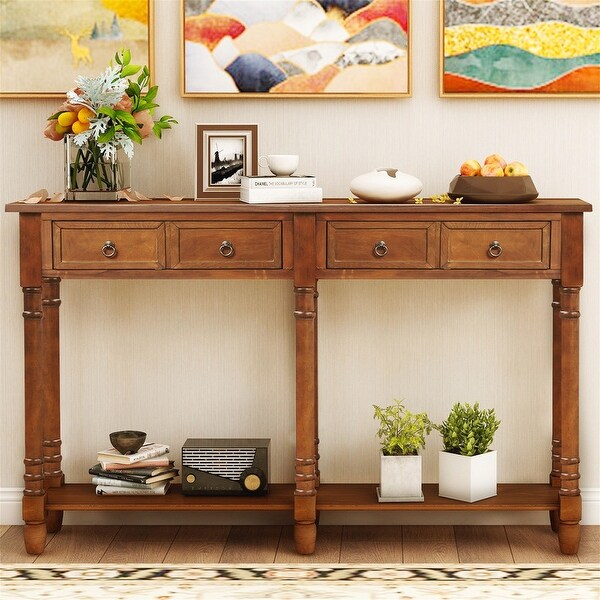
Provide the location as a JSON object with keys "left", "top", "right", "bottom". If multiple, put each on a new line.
{"left": 101, "top": 241, "right": 117, "bottom": 258}
{"left": 373, "top": 241, "right": 388, "bottom": 257}
{"left": 219, "top": 240, "right": 235, "bottom": 257}
{"left": 488, "top": 241, "right": 503, "bottom": 258}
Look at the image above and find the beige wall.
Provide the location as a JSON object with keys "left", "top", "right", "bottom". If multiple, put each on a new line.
{"left": 1, "top": 0, "right": 598, "bottom": 524}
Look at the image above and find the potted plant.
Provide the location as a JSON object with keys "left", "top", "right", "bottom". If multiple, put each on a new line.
{"left": 435, "top": 402, "right": 501, "bottom": 502}
{"left": 373, "top": 399, "right": 432, "bottom": 502}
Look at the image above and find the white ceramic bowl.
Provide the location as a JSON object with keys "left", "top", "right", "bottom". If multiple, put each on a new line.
{"left": 350, "top": 168, "right": 423, "bottom": 203}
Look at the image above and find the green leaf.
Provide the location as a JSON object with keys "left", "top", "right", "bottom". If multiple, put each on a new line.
{"left": 123, "top": 124, "right": 143, "bottom": 143}
{"left": 97, "top": 127, "right": 115, "bottom": 143}
{"left": 122, "top": 48, "right": 131, "bottom": 66}
{"left": 121, "top": 64, "right": 141, "bottom": 78}
{"left": 145, "top": 85, "right": 158, "bottom": 102}
{"left": 115, "top": 110, "right": 138, "bottom": 126}
{"left": 48, "top": 111, "right": 62, "bottom": 121}
{"left": 97, "top": 106, "right": 116, "bottom": 119}
{"left": 114, "top": 51, "right": 122, "bottom": 65}
{"left": 152, "top": 123, "right": 163, "bottom": 139}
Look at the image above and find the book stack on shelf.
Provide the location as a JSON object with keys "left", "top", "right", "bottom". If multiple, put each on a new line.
{"left": 90, "top": 442, "right": 178, "bottom": 495}
{"left": 240, "top": 175, "right": 323, "bottom": 204}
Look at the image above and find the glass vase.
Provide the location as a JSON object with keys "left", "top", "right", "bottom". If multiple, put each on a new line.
{"left": 64, "top": 135, "right": 130, "bottom": 201}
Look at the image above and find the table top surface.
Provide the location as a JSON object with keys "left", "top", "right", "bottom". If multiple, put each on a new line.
{"left": 5, "top": 198, "right": 593, "bottom": 214}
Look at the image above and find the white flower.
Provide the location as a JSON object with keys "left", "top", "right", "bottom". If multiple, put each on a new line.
{"left": 72, "top": 65, "right": 127, "bottom": 111}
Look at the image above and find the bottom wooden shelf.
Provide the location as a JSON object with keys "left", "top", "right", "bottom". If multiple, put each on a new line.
{"left": 46, "top": 483, "right": 558, "bottom": 512}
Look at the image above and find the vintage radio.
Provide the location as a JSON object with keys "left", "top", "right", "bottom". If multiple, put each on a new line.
{"left": 181, "top": 438, "right": 269, "bottom": 496}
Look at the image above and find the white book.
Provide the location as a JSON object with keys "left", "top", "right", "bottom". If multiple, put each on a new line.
{"left": 240, "top": 175, "right": 316, "bottom": 189}
{"left": 96, "top": 442, "right": 169, "bottom": 465}
{"left": 240, "top": 187, "right": 323, "bottom": 204}
{"left": 91, "top": 476, "right": 165, "bottom": 489}
{"left": 96, "top": 480, "right": 171, "bottom": 495}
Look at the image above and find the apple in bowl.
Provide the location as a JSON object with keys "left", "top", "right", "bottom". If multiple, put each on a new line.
{"left": 505, "top": 161, "right": 528, "bottom": 176}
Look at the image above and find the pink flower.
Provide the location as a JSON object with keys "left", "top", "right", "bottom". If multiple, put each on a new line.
{"left": 43, "top": 120, "right": 63, "bottom": 141}
{"left": 133, "top": 109, "right": 154, "bottom": 138}
{"left": 114, "top": 94, "right": 133, "bottom": 112}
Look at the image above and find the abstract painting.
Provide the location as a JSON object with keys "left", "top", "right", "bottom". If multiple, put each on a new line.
{"left": 182, "top": 0, "right": 410, "bottom": 96}
{"left": 441, "top": 0, "right": 600, "bottom": 96}
{"left": 0, "top": 0, "right": 153, "bottom": 98}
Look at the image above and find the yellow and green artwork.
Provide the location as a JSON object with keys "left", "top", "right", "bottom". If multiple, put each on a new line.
{"left": 182, "top": 0, "right": 411, "bottom": 96}
{"left": 0, "top": 0, "right": 152, "bottom": 97}
{"left": 441, "top": 0, "right": 600, "bottom": 96}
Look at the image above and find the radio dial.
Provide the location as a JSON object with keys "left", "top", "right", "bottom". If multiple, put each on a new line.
{"left": 240, "top": 467, "right": 266, "bottom": 493}
{"left": 186, "top": 474, "right": 196, "bottom": 484}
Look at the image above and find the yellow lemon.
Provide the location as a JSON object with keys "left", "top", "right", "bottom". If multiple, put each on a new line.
{"left": 71, "top": 120, "right": 90, "bottom": 134}
{"left": 57, "top": 111, "right": 78, "bottom": 127}
{"left": 78, "top": 107, "right": 95, "bottom": 123}
{"left": 55, "top": 123, "right": 70, "bottom": 135}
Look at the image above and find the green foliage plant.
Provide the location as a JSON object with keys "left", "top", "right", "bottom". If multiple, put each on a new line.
{"left": 373, "top": 399, "right": 432, "bottom": 456}
{"left": 435, "top": 402, "right": 500, "bottom": 456}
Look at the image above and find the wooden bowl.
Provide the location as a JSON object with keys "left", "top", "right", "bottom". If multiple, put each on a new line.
{"left": 109, "top": 430, "right": 146, "bottom": 455}
{"left": 448, "top": 175, "right": 538, "bottom": 203}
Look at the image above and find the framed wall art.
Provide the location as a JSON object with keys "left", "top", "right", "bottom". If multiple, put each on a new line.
{"left": 0, "top": 0, "right": 154, "bottom": 98}
{"left": 441, "top": 0, "right": 600, "bottom": 97}
{"left": 182, "top": 0, "right": 411, "bottom": 97}
{"left": 195, "top": 124, "right": 258, "bottom": 200}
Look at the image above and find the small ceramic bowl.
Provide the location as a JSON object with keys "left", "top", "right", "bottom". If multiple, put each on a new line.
{"left": 109, "top": 430, "right": 147, "bottom": 455}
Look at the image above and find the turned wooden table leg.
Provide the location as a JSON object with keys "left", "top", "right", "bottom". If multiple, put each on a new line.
{"left": 20, "top": 214, "right": 47, "bottom": 555}
{"left": 42, "top": 277, "right": 63, "bottom": 533}
{"left": 557, "top": 284, "right": 582, "bottom": 554}
{"left": 549, "top": 280, "right": 561, "bottom": 533}
{"left": 293, "top": 214, "right": 318, "bottom": 555}
{"left": 314, "top": 289, "right": 320, "bottom": 489}
{"left": 555, "top": 214, "right": 583, "bottom": 555}
{"left": 294, "top": 285, "right": 318, "bottom": 554}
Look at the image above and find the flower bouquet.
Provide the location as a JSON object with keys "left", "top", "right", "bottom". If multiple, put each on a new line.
{"left": 45, "top": 49, "right": 177, "bottom": 200}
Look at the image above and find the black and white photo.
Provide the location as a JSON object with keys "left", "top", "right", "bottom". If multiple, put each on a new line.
{"left": 195, "top": 124, "right": 258, "bottom": 200}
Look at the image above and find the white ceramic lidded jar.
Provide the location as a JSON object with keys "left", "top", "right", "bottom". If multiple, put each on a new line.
{"left": 349, "top": 168, "right": 423, "bottom": 203}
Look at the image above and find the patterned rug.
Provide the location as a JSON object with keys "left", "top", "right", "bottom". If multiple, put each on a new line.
{"left": 1, "top": 563, "right": 598, "bottom": 599}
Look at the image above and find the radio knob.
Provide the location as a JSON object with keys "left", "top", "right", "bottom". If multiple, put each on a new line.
{"left": 240, "top": 467, "right": 266, "bottom": 493}
{"left": 186, "top": 474, "right": 196, "bottom": 484}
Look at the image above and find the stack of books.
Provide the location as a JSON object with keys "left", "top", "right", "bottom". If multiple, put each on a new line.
{"left": 90, "top": 442, "right": 178, "bottom": 495}
{"left": 239, "top": 175, "right": 323, "bottom": 204}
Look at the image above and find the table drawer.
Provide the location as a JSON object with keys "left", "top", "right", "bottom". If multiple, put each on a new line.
{"left": 327, "top": 221, "right": 439, "bottom": 269}
{"left": 53, "top": 222, "right": 165, "bottom": 269}
{"left": 167, "top": 221, "right": 282, "bottom": 269}
{"left": 441, "top": 222, "right": 551, "bottom": 269}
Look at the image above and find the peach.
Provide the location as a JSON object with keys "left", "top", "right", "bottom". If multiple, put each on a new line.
{"left": 460, "top": 159, "right": 482, "bottom": 176}
{"left": 481, "top": 163, "right": 504, "bottom": 177}
{"left": 484, "top": 154, "right": 507, "bottom": 169}
{"left": 504, "top": 161, "right": 528, "bottom": 176}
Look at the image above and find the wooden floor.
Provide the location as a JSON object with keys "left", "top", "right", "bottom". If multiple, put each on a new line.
{"left": 1, "top": 524, "right": 598, "bottom": 564}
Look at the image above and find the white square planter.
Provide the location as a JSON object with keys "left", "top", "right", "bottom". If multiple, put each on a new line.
{"left": 438, "top": 450, "right": 497, "bottom": 503}
{"left": 378, "top": 453, "right": 424, "bottom": 502}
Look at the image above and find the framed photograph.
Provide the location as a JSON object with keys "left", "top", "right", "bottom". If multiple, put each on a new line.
{"left": 440, "top": 0, "right": 600, "bottom": 97}
{"left": 0, "top": 0, "right": 154, "bottom": 98}
{"left": 195, "top": 124, "right": 258, "bottom": 200}
{"left": 182, "top": 0, "right": 411, "bottom": 97}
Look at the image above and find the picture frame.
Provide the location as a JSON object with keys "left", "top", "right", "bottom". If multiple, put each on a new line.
{"left": 440, "top": 0, "right": 600, "bottom": 97}
{"left": 182, "top": 0, "right": 411, "bottom": 98}
{"left": 0, "top": 0, "right": 154, "bottom": 98}
{"left": 195, "top": 124, "right": 258, "bottom": 201}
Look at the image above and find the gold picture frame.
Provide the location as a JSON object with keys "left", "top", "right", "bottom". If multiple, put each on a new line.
{"left": 440, "top": 0, "right": 600, "bottom": 98}
{"left": 0, "top": 0, "right": 155, "bottom": 98}
{"left": 181, "top": 0, "right": 411, "bottom": 98}
{"left": 195, "top": 124, "right": 258, "bottom": 201}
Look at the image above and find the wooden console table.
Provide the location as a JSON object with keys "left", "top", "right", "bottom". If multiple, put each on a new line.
{"left": 6, "top": 198, "right": 591, "bottom": 556}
